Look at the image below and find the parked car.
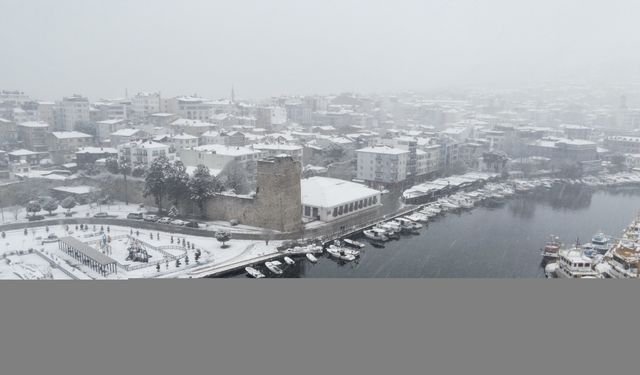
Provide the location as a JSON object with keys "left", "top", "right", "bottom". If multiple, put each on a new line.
{"left": 93, "top": 212, "right": 109, "bottom": 218}
{"left": 171, "top": 219, "right": 187, "bottom": 226}
{"left": 143, "top": 214, "right": 159, "bottom": 222}
{"left": 127, "top": 212, "right": 144, "bottom": 220}
{"left": 157, "top": 217, "right": 172, "bottom": 224}
{"left": 28, "top": 215, "right": 45, "bottom": 221}
{"left": 185, "top": 221, "right": 200, "bottom": 228}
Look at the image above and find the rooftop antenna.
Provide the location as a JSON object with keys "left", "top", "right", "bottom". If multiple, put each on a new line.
{"left": 125, "top": 88, "right": 128, "bottom": 99}
{"left": 231, "top": 85, "right": 236, "bottom": 103}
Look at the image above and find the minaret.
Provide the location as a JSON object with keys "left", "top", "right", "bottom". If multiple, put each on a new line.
{"left": 231, "top": 85, "right": 235, "bottom": 103}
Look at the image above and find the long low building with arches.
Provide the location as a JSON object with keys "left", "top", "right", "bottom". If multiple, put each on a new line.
{"left": 58, "top": 237, "right": 118, "bottom": 276}
{"left": 301, "top": 177, "right": 381, "bottom": 223}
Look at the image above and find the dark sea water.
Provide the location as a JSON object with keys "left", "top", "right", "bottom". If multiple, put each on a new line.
{"left": 223, "top": 185, "right": 640, "bottom": 278}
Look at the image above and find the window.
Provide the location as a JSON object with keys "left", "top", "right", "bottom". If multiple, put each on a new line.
{"left": 338, "top": 206, "right": 343, "bottom": 215}
{"left": 359, "top": 200, "right": 363, "bottom": 209}
{"left": 373, "top": 196, "right": 377, "bottom": 204}
{"left": 349, "top": 203, "right": 354, "bottom": 212}
{"left": 304, "top": 206, "right": 311, "bottom": 216}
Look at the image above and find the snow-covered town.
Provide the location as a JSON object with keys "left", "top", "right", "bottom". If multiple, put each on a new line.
{"left": 4, "top": 85, "right": 640, "bottom": 279}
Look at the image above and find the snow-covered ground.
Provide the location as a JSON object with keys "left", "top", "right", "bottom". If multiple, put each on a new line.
{"left": 1, "top": 200, "right": 273, "bottom": 234}
{"left": 0, "top": 224, "right": 281, "bottom": 280}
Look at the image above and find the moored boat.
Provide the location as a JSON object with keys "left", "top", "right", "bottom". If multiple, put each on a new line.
{"left": 364, "top": 228, "right": 389, "bottom": 242}
{"left": 245, "top": 266, "right": 265, "bottom": 278}
{"left": 306, "top": 253, "right": 318, "bottom": 263}
{"left": 343, "top": 239, "right": 365, "bottom": 248}
{"left": 265, "top": 261, "right": 283, "bottom": 275}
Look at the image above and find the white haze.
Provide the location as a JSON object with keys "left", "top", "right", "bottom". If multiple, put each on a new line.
{"left": 2, "top": 0, "right": 640, "bottom": 100}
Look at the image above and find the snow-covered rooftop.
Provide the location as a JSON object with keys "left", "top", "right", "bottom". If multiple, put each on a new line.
{"left": 301, "top": 177, "right": 380, "bottom": 208}
{"left": 356, "top": 146, "right": 409, "bottom": 155}
{"left": 18, "top": 121, "right": 49, "bottom": 128}
{"left": 193, "top": 144, "right": 262, "bottom": 156}
{"left": 76, "top": 147, "right": 118, "bottom": 154}
{"left": 111, "top": 128, "right": 142, "bottom": 137}
{"left": 51, "top": 131, "right": 92, "bottom": 139}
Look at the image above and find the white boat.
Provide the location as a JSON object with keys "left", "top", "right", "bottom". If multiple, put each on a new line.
{"left": 326, "top": 245, "right": 356, "bottom": 261}
{"left": 544, "top": 262, "right": 558, "bottom": 278}
{"left": 376, "top": 223, "right": 400, "bottom": 238}
{"left": 265, "top": 261, "right": 283, "bottom": 275}
{"left": 306, "top": 253, "right": 318, "bottom": 263}
{"left": 396, "top": 217, "right": 422, "bottom": 230}
{"left": 283, "top": 256, "right": 295, "bottom": 265}
{"left": 406, "top": 213, "right": 428, "bottom": 223}
{"left": 555, "top": 245, "right": 600, "bottom": 279}
{"left": 343, "top": 239, "right": 365, "bottom": 248}
{"left": 364, "top": 229, "right": 389, "bottom": 242}
{"left": 245, "top": 266, "right": 265, "bottom": 278}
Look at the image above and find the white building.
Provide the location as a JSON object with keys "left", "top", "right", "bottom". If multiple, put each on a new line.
{"left": 131, "top": 92, "right": 161, "bottom": 119}
{"left": 168, "top": 133, "right": 199, "bottom": 150}
{"left": 56, "top": 95, "right": 91, "bottom": 131}
{"left": 118, "top": 140, "right": 174, "bottom": 168}
{"left": 301, "top": 177, "right": 381, "bottom": 222}
{"left": 95, "top": 119, "right": 126, "bottom": 143}
{"left": 178, "top": 144, "right": 264, "bottom": 174}
{"left": 356, "top": 145, "right": 409, "bottom": 185}
{"left": 164, "top": 96, "right": 213, "bottom": 121}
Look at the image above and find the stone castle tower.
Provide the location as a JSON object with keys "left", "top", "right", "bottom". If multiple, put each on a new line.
{"left": 205, "top": 155, "right": 302, "bottom": 233}
{"left": 253, "top": 156, "right": 302, "bottom": 232}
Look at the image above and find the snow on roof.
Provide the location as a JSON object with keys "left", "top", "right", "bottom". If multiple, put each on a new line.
{"left": 193, "top": 144, "right": 261, "bottom": 156}
{"left": 150, "top": 112, "right": 175, "bottom": 117}
{"left": 8, "top": 149, "right": 40, "bottom": 156}
{"left": 18, "top": 121, "right": 49, "bottom": 128}
{"left": 51, "top": 131, "right": 92, "bottom": 139}
{"left": 356, "top": 146, "right": 409, "bottom": 155}
{"left": 200, "top": 130, "right": 220, "bottom": 137}
{"left": 252, "top": 143, "right": 302, "bottom": 151}
{"left": 111, "top": 128, "right": 142, "bottom": 137}
{"left": 122, "top": 140, "right": 168, "bottom": 149}
{"left": 171, "top": 119, "right": 215, "bottom": 127}
{"left": 76, "top": 147, "right": 118, "bottom": 154}
{"left": 96, "top": 119, "right": 125, "bottom": 124}
{"left": 302, "top": 177, "right": 380, "bottom": 208}
{"left": 171, "top": 133, "right": 198, "bottom": 140}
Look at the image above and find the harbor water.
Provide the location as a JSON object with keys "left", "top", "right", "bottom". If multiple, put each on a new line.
{"left": 221, "top": 185, "right": 640, "bottom": 278}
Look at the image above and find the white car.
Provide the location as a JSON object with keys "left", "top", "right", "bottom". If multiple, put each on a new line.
{"left": 171, "top": 219, "right": 187, "bottom": 226}
{"left": 157, "top": 217, "right": 172, "bottom": 224}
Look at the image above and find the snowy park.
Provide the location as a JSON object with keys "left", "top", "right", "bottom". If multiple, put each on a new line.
{"left": 0, "top": 223, "right": 281, "bottom": 280}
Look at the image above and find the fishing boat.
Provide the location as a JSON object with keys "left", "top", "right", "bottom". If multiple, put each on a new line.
{"left": 306, "top": 253, "right": 318, "bottom": 263}
{"left": 364, "top": 228, "right": 389, "bottom": 242}
{"left": 395, "top": 217, "right": 422, "bottom": 231}
{"left": 582, "top": 232, "right": 612, "bottom": 255}
{"left": 265, "top": 261, "right": 283, "bottom": 275}
{"left": 541, "top": 235, "right": 562, "bottom": 261}
{"left": 405, "top": 213, "right": 428, "bottom": 223}
{"left": 343, "top": 239, "right": 365, "bottom": 248}
{"left": 376, "top": 223, "right": 400, "bottom": 238}
{"left": 554, "top": 243, "right": 600, "bottom": 279}
{"left": 326, "top": 245, "right": 356, "bottom": 262}
{"left": 245, "top": 266, "right": 265, "bottom": 278}
{"left": 283, "top": 256, "right": 295, "bottom": 265}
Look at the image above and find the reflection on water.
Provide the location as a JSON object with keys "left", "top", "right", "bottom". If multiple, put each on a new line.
{"left": 220, "top": 186, "right": 640, "bottom": 279}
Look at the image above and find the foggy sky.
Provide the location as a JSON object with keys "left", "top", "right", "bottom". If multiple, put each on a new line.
{"left": 2, "top": 0, "right": 640, "bottom": 101}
